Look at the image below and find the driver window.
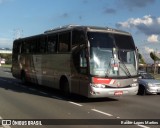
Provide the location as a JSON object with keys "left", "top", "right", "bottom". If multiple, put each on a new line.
{"left": 79, "top": 49, "right": 87, "bottom": 74}
{"left": 72, "top": 47, "right": 88, "bottom": 74}
{"left": 80, "top": 49, "right": 87, "bottom": 68}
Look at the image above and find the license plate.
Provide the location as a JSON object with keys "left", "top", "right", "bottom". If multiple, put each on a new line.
{"left": 114, "top": 91, "right": 123, "bottom": 96}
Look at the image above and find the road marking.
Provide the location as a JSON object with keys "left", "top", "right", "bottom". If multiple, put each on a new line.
{"left": 69, "top": 102, "right": 83, "bottom": 107}
{"left": 91, "top": 109, "right": 113, "bottom": 117}
{"left": 0, "top": 116, "right": 11, "bottom": 128}
{"left": 138, "top": 125, "right": 150, "bottom": 128}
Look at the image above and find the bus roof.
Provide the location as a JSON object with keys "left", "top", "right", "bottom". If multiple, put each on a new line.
{"left": 44, "top": 24, "right": 131, "bottom": 35}
{"left": 14, "top": 25, "right": 131, "bottom": 42}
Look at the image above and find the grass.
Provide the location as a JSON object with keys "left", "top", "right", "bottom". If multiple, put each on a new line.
{"left": 1, "top": 64, "right": 12, "bottom": 68}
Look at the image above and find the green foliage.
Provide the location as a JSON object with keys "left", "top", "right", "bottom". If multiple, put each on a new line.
{"left": 150, "top": 52, "right": 160, "bottom": 61}
{"left": 150, "top": 52, "right": 160, "bottom": 74}
{"left": 139, "top": 53, "right": 146, "bottom": 64}
{"left": 0, "top": 53, "right": 12, "bottom": 64}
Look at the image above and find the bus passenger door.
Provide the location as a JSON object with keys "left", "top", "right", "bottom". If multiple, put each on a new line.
{"left": 79, "top": 49, "right": 89, "bottom": 96}
{"left": 71, "top": 48, "right": 89, "bottom": 96}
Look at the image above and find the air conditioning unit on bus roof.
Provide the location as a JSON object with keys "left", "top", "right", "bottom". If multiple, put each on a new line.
{"left": 44, "top": 24, "right": 80, "bottom": 33}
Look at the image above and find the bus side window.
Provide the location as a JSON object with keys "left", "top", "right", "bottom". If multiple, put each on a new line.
{"left": 72, "top": 47, "right": 87, "bottom": 74}
{"left": 37, "top": 36, "right": 46, "bottom": 54}
{"left": 13, "top": 41, "right": 21, "bottom": 54}
{"left": 47, "top": 34, "right": 57, "bottom": 53}
{"left": 21, "top": 41, "right": 27, "bottom": 53}
{"left": 26, "top": 43, "right": 30, "bottom": 54}
{"left": 30, "top": 39, "right": 37, "bottom": 54}
{"left": 80, "top": 49, "right": 87, "bottom": 68}
{"left": 72, "top": 29, "right": 85, "bottom": 49}
{"left": 59, "top": 32, "right": 71, "bottom": 52}
{"left": 12, "top": 41, "right": 21, "bottom": 62}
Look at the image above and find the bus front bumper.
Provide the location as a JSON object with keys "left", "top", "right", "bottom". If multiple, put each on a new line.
{"left": 87, "top": 84, "right": 138, "bottom": 98}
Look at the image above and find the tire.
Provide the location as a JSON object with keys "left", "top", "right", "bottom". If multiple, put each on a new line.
{"left": 21, "top": 71, "right": 27, "bottom": 84}
{"left": 60, "top": 77, "right": 70, "bottom": 98}
{"left": 138, "top": 85, "right": 146, "bottom": 95}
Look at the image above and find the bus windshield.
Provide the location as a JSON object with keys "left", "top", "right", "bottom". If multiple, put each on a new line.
{"left": 88, "top": 32, "right": 137, "bottom": 77}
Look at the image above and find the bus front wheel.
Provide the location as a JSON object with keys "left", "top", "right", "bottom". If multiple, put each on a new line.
{"left": 60, "top": 77, "right": 70, "bottom": 97}
{"left": 21, "top": 71, "right": 27, "bottom": 84}
{"left": 138, "top": 85, "right": 146, "bottom": 95}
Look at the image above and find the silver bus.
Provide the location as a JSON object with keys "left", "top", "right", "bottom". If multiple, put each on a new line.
{"left": 12, "top": 25, "right": 139, "bottom": 98}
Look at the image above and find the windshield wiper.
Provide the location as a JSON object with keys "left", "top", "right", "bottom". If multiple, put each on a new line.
{"left": 118, "top": 52, "right": 132, "bottom": 78}
{"left": 119, "top": 62, "right": 131, "bottom": 77}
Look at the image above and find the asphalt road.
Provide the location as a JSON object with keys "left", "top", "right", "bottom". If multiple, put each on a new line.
{"left": 0, "top": 67, "right": 159, "bottom": 128}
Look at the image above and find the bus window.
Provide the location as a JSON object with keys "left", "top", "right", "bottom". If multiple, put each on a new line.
{"left": 80, "top": 49, "right": 87, "bottom": 68}
{"left": 114, "top": 34, "right": 135, "bottom": 50}
{"left": 26, "top": 42, "right": 30, "bottom": 54}
{"left": 37, "top": 36, "right": 46, "bottom": 54}
{"left": 59, "top": 32, "right": 71, "bottom": 52}
{"left": 13, "top": 41, "right": 21, "bottom": 54}
{"left": 47, "top": 34, "right": 57, "bottom": 53}
{"left": 80, "top": 49, "right": 87, "bottom": 74}
{"left": 72, "top": 45, "right": 87, "bottom": 74}
{"left": 30, "top": 39, "right": 37, "bottom": 54}
{"left": 21, "top": 41, "right": 28, "bottom": 53}
{"left": 72, "top": 29, "right": 86, "bottom": 48}
{"left": 12, "top": 41, "right": 21, "bottom": 63}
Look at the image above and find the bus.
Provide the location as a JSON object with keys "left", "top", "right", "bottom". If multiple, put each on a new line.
{"left": 12, "top": 25, "right": 139, "bottom": 98}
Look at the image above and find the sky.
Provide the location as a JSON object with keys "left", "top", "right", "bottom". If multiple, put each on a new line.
{"left": 0, "top": 0, "right": 160, "bottom": 63}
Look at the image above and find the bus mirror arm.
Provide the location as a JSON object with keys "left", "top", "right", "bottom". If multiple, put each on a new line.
{"left": 136, "top": 47, "right": 139, "bottom": 56}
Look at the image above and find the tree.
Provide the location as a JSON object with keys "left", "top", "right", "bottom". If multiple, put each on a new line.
{"left": 0, "top": 53, "right": 12, "bottom": 64}
{"left": 139, "top": 53, "right": 146, "bottom": 64}
{"left": 150, "top": 52, "right": 160, "bottom": 74}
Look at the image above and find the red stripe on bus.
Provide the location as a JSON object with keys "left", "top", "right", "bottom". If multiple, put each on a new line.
{"left": 93, "top": 77, "right": 113, "bottom": 84}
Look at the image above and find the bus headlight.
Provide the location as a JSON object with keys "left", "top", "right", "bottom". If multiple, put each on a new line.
{"left": 131, "top": 83, "right": 137, "bottom": 87}
{"left": 133, "top": 79, "right": 137, "bottom": 82}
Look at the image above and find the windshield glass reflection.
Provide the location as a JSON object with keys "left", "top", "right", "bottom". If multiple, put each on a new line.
{"left": 88, "top": 32, "right": 137, "bottom": 77}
